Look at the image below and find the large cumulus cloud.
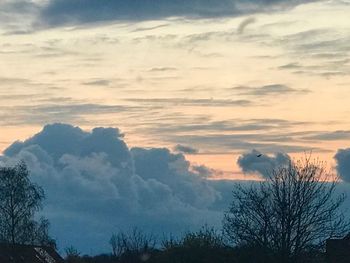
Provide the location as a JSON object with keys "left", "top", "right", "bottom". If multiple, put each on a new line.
{"left": 0, "top": 123, "right": 222, "bottom": 254}
{"left": 38, "top": 0, "right": 319, "bottom": 27}
{"left": 237, "top": 149, "right": 291, "bottom": 178}
{"left": 334, "top": 148, "right": 350, "bottom": 183}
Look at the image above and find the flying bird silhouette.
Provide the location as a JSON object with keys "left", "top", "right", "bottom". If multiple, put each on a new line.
{"left": 257, "top": 154, "right": 262, "bottom": 157}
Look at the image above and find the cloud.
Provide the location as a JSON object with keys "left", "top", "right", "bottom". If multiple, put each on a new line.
{"left": 174, "top": 144, "right": 199, "bottom": 154}
{"left": 38, "top": 0, "right": 319, "bottom": 27}
{"left": 125, "top": 98, "right": 252, "bottom": 107}
{"left": 0, "top": 77, "right": 33, "bottom": 86}
{"left": 303, "top": 131, "right": 350, "bottom": 141}
{"left": 191, "top": 164, "right": 214, "bottom": 178}
{"left": 149, "top": 67, "right": 178, "bottom": 72}
{"left": 1, "top": 123, "right": 223, "bottom": 253}
{"left": 265, "top": 27, "right": 350, "bottom": 77}
{"left": 131, "top": 147, "right": 218, "bottom": 207}
{"left": 82, "top": 79, "right": 111, "bottom": 86}
{"left": 233, "top": 84, "right": 310, "bottom": 96}
{"left": 132, "top": 24, "right": 169, "bottom": 32}
{"left": 0, "top": 0, "right": 40, "bottom": 33}
{"left": 159, "top": 133, "right": 321, "bottom": 154}
{"left": 334, "top": 148, "right": 350, "bottom": 183}
{"left": 138, "top": 118, "right": 322, "bottom": 154}
{"left": 278, "top": 63, "right": 302, "bottom": 70}
{"left": 145, "top": 118, "right": 309, "bottom": 134}
{"left": 278, "top": 59, "right": 350, "bottom": 78}
{"left": 237, "top": 17, "right": 256, "bottom": 34}
{"left": 237, "top": 149, "right": 291, "bottom": 178}
{"left": 0, "top": 93, "right": 51, "bottom": 102}
{"left": 0, "top": 103, "right": 140, "bottom": 126}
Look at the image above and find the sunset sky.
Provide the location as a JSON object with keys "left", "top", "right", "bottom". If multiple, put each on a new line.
{"left": 2, "top": 0, "right": 350, "bottom": 175}
{"left": 1, "top": 0, "right": 350, "bottom": 253}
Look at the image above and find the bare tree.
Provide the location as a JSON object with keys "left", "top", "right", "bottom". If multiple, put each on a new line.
{"left": 223, "top": 157, "right": 350, "bottom": 263}
{"left": 65, "top": 246, "right": 83, "bottom": 263}
{"left": 109, "top": 227, "right": 156, "bottom": 260}
{"left": 0, "top": 161, "right": 54, "bottom": 246}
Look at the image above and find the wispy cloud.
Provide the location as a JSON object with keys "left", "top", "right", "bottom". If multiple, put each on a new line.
{"left": 232, "top": 84, "right": 310, "bottom": 96}
{"left": 148, "top": 67, "right": 178, "bottom": 72}
{"left": 132, "top": 24, "right": 169, "bottom": 32}
{"left": 0, "top": 103, "right": 141, "bottom": 126}
{"left": 167, "top": 133, "right": 320, "bottom": 153}
{"left": 125, "top": 98, "right": 252, "bottom": 107}
{"left": 82, "top": 79, "right": 111, "bottom": 86}
{"left": 237, "top": 17, "right": 256, "bottom": 34}
{"left": 303, "top": 130, "right": 350, "bottom": 141}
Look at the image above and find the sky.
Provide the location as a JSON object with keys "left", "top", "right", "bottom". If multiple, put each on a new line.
{"left": 1, "top": 0, "right": 350, "bottom": 254}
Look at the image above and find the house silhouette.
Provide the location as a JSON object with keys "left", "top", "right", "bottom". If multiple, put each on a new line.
{"left": 326, "top": 234, "right": 350, "bottom": 263}
{"left": 0, "top": 243, "right": 64, "bottom": 263}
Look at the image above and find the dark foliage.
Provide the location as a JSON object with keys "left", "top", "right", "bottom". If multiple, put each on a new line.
{"left": 153, "top": 226, "right": 234, "bottom": 263}
{"left": 0, "top": 161, "right": 55, "bottom": 247}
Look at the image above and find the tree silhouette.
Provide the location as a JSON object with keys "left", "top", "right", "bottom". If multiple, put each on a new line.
{"left": 65, "top": 246, "right": 85, "bottom": 263}
{"left": 156, "top": 226, "right": 233, "bottom": 263}
{"left": 109, "top": 228, "right": 156, "bottom": 262}
{"left": 0, "top": 161, "right": 54, "bottom": 247}
{"left": 223, "top": 157, "right": 350, "bottom": 263}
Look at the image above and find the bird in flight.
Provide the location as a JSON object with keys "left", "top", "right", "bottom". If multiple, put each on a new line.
{"left": 256, "top": 153, "right": 262, "bottom": 157}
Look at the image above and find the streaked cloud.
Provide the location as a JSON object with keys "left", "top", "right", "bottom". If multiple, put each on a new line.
{"left": 232, "top": 84, "right": 310, "bottom": 96}
{"left": 162, "top": 133, "right": 321, "bottom": 154}
{"left": 148, "top": 67, "right": 178, "bottom": 72}
{"left": 132, "top": 24, "right": 169, "bottom": 32}
{"left": 143, "top": 118, "right": 309, "bottom": 134}
{"left": 82, "top": 79, "right": 111, "bottom": 86}
{"left": 303, "top": 130, "right": 350, "bottom": 141}
{"left": 0, "top": 103, "right": 140, "bottom": 125}
{"left": 125, "top": 98, "right": 252, "bottom": 107}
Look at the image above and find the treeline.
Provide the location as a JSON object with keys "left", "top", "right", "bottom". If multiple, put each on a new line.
{"left": 66, "top": 226, "right": 242, "bottom": 263}
{"left": 1, "top": 158, "right": 350, "bottom": 263}
{"left": 65, "top": 226, "right": 323, "bottom": 263}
